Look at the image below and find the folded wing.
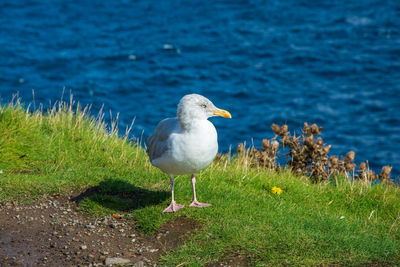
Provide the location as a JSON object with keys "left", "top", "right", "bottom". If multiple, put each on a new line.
{"left": 147, "top": 117, "right": 179, "bottom": 162}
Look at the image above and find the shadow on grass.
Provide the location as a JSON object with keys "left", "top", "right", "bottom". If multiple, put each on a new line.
{"left": 70, "top": 178, "right": 169, "bottom": 212}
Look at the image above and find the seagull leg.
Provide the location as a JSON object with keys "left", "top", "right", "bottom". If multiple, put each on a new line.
{"left": 189, "top": 174, "right": 212, "bottom": 208}
{"left": 163, "top": 175, "right": 185, "bottom": 213}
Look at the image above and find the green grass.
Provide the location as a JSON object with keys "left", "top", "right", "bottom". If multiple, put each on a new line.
{"left": 1, "top": 99, "right": 400, "bottom": 266}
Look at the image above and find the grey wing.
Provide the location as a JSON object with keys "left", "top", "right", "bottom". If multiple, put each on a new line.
{"left": 146, "top": 117, "right": 179, "bottom": 162}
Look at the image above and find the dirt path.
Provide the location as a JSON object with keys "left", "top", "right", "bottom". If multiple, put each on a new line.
{"left": 0, "top": 195, "right": 199, "bottom": 267}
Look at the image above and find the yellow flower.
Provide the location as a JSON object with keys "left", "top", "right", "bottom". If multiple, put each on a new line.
{"left": 271, "top": 186, "right": 283, "bottom": 195}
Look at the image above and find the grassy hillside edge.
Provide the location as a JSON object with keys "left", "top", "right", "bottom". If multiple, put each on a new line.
{"left": 0, "top": 100, "right": 399, "bottom": 266}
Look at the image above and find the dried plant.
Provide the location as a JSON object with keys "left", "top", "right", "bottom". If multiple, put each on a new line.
{"left": 235, "top": 122, "right": 395, "bottom": 184}
{"left": 379, "top": 166, "right": 392, "bottom": 184}
{"left": 236, "top": 139, "right": 280, "bottom": 171}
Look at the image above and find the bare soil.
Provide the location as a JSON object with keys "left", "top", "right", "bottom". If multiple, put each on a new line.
{"left": 0, "top": 194, "right": 200, "bottom": 267}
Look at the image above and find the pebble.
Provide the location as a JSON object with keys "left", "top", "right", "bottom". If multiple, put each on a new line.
{"left": 132, "top": 261, "right": 145, "bottom": 267}
{"left": 80, "top": 245, "right": 87, "bottom": 250}
{"left": 86, "top": 224, "right": 96, "bottom": 229}
{"left": 104, "top": 257, "right": 130, "bottom": 266}
{"left": 109, "top": 223, "right": 116, "bottom": 228}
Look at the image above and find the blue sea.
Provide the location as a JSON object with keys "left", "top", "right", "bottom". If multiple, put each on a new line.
{"left": 1, "top": 1, "right": 399, "bottom": 176}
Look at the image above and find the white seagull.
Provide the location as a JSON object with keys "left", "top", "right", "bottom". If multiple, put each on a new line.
{"left": 147, "top": 94, "right": 231, "bottom": 212}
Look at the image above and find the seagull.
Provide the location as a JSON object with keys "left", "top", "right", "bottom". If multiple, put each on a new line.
{"left": 147, "top": 94, "right": 231, "bottom": 212}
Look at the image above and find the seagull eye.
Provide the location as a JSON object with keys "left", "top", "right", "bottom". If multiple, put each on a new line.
{"left": 201, "top": 104, "right": 207, "bottom": 108}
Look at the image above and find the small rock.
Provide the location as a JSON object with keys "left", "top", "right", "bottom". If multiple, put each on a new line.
{"left": 86, "top": 224, "right": 96, "bottom": 229}
{"left": 80, "top": 245, "right": 87, "bottom": 250}
{"left": 104, "top": 257, "right": 130, "bottom": 266}
{"left": 129, "top": 234, "right": 135, "bottom": 238}
{"left": 118, "top": 229, "right": 124, "bottom": 233}
{"left": 109, "top": 223, "right": 117, "bottom": 228}
{"left": 132, "top": 261, "right": 145, "bottom": 267}
{"left": 131, "top": 239, "right": 136, "bottom": 243}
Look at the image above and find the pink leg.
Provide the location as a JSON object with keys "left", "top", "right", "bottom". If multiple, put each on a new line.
{"left": 163, "top": 175, "right": 184, "bottom": 213}
{"left": 189, "top": 174, "right": 211, "bottom": 208}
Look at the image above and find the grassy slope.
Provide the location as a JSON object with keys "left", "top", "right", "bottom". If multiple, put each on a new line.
{"left": 0, "top": 101, "right": 399, "bottom": 266}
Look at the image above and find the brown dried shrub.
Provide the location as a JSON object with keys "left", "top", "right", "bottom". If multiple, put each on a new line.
{"left": 233, "top": 122, "right": 394, "bottom": 184}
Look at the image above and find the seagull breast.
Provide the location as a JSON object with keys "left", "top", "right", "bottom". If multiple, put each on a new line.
{"left": 170, "top": 119, "right": 218, "bottom": 173}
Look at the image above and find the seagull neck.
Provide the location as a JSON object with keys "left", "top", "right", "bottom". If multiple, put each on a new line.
{"left": 178, "top": 118, "right": 204, "bottom": 132}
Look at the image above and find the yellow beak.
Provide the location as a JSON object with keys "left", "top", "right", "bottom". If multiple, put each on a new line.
{"left": 212, "top": 108, "right": 232, "bottom": 118}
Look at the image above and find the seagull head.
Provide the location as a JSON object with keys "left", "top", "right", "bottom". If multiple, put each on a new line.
{"left": 177, "top": 94, "right": 231, "bottom": 126}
